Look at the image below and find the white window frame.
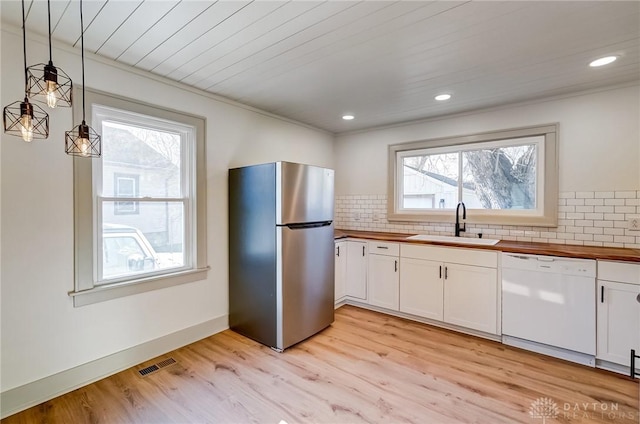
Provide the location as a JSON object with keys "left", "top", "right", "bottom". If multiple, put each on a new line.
{"left": 69, "top": 89, "right": 208, "bottom": 307}
{"left": 388, "top": 124, "right": 558, "bottom": 227}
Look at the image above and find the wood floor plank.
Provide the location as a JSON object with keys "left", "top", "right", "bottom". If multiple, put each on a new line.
{"left": 2, "top": 305, "right": 638, "bottom": 424}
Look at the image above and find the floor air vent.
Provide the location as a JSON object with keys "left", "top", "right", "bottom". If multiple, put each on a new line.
{"left": 138, "top": 357, "right": 177, "bottom": 377}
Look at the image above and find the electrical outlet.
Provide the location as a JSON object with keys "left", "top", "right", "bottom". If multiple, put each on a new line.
{"left": 629, "top": 218, "right": 639, "bottom": 230}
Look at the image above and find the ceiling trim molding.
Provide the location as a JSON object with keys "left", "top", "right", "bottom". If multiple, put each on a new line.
{"left": 0, "top": 24, "right": 334, "bottom": 136}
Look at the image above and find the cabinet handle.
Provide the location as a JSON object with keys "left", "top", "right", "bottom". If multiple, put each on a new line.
{"left": 337, "top": 246, "right": 340, "bottom": 257}
{"left": 377, "top": 246, "right": 389, "bottom": 249}
{"left": 637, "top": 293, "right": 640, "bottom": 304}
{"left": 394, "top": 260, "right": 398, "bottom": 272}
{"left": 439, "top": 265, "right": 442, "bottom": 279}
{"left": 444, "top": 266, "right": 448, "bottom": 280}
{"left": 601, "top": 286, "right": 604, "bottom": 303}
{"left": 362, "top": 246, "right": 365, "bottom": 256}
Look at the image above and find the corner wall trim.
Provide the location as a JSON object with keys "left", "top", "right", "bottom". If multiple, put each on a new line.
{"left": 0, "top": 315, "right": 228, "bottom": 419}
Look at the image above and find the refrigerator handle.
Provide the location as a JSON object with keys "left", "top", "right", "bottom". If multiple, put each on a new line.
{"left": 285, "top": 221, "right": 333, "bottom": 229}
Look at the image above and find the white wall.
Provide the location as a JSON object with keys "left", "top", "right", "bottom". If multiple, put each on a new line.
{"left": 335, "top": 85, "right": 640, "bottom": 195}
{"left": 0, "top": 28, "right": 333, "bottom": 393}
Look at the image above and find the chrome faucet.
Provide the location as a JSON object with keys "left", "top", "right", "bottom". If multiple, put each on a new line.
{"left": 455, "top": 201, "right": 466, "bottom": 237}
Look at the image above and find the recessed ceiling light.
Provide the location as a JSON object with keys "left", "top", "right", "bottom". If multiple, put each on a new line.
{"left": 435, "top": 94, "right": 451, "bottom": 101}
{"left": 342, "top": 115, "right": 354, "bottom": 120}
{"left": 589, "top": 56, "right": 618, "bottom": 67}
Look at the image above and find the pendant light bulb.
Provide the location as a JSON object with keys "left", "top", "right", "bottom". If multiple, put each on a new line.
{"left": 20, "top": 114, "right": 33, "bottom": 142}
{"left": 43, "top": 62, "right": 59, "bottom": 108}
{"left": 78, "top": 124, "right": 90, "bottom": 156}
{"left": 19, "top": 100, "right": 34, "bottom": 142}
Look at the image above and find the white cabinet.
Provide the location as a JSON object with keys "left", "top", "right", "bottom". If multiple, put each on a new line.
{"left": 443, "top": 263, "right": 498, "bottom": 334}
{"left": 597, "top": 261, "right": 640, "bottom": 370}
{"left": 368, "top": 242, "right": 399, "bottom": 310}
{"left": 334, "top": 241, "right": 347, "bottom": 302}
{"left": 399, "top": 257, "right": 443, "bottom": 320}
{"left": 345, "top": 241, "right": 367, "bottom": 300}
{"left": 400, "top": 244, "right": 499, "bottom": 335}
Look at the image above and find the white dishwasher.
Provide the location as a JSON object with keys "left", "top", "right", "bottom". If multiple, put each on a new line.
{"left": 501, "top": 253, "right": 597, "bottom": 366}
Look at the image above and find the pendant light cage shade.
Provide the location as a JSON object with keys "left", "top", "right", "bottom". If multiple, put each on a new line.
{"left": 65, "top": 122, "right": 101, "bottom": 157}
{"left": 3, "top": 99, "right": 50, "bottom": 142}
{"left": 27, "top": 63, "right": 73, "bottom": 108}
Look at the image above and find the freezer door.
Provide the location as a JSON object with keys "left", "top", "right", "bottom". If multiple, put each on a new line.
{"left": 277, "top": 223, "right": 335, "bottom": 349}
{"left": 276, "top": 162, "right": 334, "bottom": 225}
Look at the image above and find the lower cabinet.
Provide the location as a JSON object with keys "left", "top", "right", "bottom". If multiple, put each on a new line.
{"left": 443, "top": 263, "right": 498, "bottom": 334}
{"left": 399, "top": 258, "right": 443, "bottom": 321}
{"left": 345, "top": 241, "right": 368, "bottom": 300}
{"left": 596, "top": 261, "right": 640, "bottom": 369}
{"left": 399, "top": 244, "right": 499, "bottom": 335}
{"left": 368, "top": 248, "right": 400, "bottom": 310}
{"left": 338, "top": 239, "right": 500, "bottom": 336}
{"left": 334, "top": 241, "right": 347, "bottom": 302}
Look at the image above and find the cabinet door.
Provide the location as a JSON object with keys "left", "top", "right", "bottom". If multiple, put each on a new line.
{"left": 399, "top": 258, "right": 443, "bottom": 321}
{"left": 334, "top": 242, "right": 347, "bottom": 302}
{"left": 597, "top": 280, "right": 640, "bottom": 367}
{"left": 345, "top": 241, "right": 367, "bottom": 300}
{"left": 368, "top": 254, "right": 399, "bottom": 310}
{"left": 443, "top": 263, "right": 498, "bottom": 334}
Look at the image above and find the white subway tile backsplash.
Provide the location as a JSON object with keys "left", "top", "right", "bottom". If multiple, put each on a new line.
{"left": 576, "top": 192, "right": 594, "bottom": 199}
{"left": 595, "top": 191, "right": 615, "bottom": 199}
{"left": 615, "top": 206, "right": 636, "bottom": 213}
{"left": 615, "top": 191, "right": 637, "bottom": 199}
{"left": 605, "top": 199, "right": 625, "bottom": 206}
{"left": 335, "top": 191, "right": 639, "bottom": 249}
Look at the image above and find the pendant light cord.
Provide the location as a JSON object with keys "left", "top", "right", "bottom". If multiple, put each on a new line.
{"left": 47, "top": 0, "right": 52, "bottom": 62}
{"left": 21, "top": 0, "right": 28, "bottom": 94}
{"left": 80, "top": 0, "right": 86, "bottom": 123}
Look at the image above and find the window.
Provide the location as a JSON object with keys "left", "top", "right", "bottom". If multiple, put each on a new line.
{"left": 70, "top": 90, "right": 207, "bottom": 307}
{"left": 114, "top": 173, "right": 140, "bottom": 214}
{"left": 388, "top": 124, "right": 558, "bottom": 226}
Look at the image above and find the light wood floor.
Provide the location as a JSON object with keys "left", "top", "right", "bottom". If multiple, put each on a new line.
{"left": 3, "top": 305, "right": 638, "bottom": 423}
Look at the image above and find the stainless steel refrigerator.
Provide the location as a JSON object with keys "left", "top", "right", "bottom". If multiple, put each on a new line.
{"left": 229, "top": 162, "right": 335, "bottom": 351}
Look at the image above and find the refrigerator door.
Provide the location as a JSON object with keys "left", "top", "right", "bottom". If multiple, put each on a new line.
{"left": 277, "top": 222, "right": 335, "bottom": 349}
{"left": 276, "top": 162, "right": 334, "bottom": 225}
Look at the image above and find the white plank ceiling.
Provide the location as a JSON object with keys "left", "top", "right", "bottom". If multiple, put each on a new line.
{"left": 2, "top": 0, "right": 639, "bottom": 133}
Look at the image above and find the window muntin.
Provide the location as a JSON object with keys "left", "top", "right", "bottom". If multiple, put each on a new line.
{"left": 388, "top": 125, "right": 558, "bottom": 226}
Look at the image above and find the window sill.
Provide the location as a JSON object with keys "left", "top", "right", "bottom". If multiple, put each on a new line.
{"left": 69, "top": 267, "right": 209, "bottom": 307}
{"left": 387, "top": 212, "right": 557, "bottom": 227}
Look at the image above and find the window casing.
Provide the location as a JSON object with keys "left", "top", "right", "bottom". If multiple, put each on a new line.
{"left": 388, "top": 124, "right": 558, "bottom": 227}
{"left": 70, "top": 89, "right": 207, "bottom": 306}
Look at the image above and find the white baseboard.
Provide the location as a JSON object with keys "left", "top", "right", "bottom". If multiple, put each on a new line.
{"left": 340, "top": 300, "right": 502, "bottom": 343}
{"left": 0, "top": 315, "right": 228, "bottom": 419}
{"left": 502, "top": 335, "right": 596, "bottom": 367}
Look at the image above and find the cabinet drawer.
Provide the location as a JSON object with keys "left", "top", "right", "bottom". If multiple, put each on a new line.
{"left": 368, "top": 241, "right": 399, "bottom": 257}
{"left": 401, "top": 244, "right": 497, "bottom": 268}
{"left": 598, "top": 261, "right": 640, "bottom": 285}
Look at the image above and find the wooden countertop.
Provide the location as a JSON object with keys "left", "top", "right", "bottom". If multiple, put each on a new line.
{"left": 335, "top": 229, "right": 640, "bottom": 262}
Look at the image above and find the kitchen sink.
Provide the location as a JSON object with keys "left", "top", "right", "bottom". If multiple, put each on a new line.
{"left": 406, "top": 234, "right": 500, "bottom": 246}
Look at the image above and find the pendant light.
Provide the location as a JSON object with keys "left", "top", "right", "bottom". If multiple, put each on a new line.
{"left": 27, "top": 0, "right": 73, "bottom": 109}
{"left": 3, "top": 0, "right": 49, "bottom": 142}
{"left": 65, "top": 0, "right": 100, "bottom": 158}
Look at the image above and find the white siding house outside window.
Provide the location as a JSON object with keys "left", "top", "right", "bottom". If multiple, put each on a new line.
{"left": 70, "top": 90, "right": 207, "bottom": 306}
